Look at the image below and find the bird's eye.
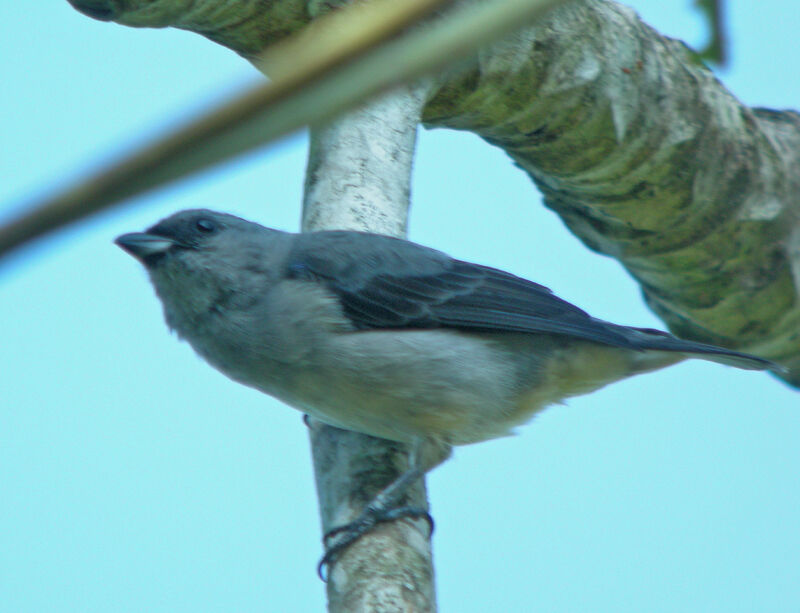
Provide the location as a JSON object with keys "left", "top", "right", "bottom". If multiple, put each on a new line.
{"left": 196, "top": 219, "right": 217, "bottom": 233}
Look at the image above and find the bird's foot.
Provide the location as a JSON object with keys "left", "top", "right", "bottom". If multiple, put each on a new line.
{"left": 318, "top": 505, "right": 434, "bottom": 580}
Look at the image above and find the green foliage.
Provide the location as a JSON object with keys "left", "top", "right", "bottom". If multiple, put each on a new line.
{"left": 693, "top": 0, "right": 727, "bottom": 65}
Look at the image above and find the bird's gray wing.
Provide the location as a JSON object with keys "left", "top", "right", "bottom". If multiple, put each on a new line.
{"left": 285, "top": 231, "right": 636, "bottom": 348}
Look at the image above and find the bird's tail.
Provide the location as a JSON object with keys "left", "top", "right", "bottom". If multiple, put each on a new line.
{"left": 621, "top": 326, "right": 781, "bottom": 372}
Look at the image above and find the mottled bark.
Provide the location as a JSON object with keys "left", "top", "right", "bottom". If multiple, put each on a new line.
{"left": 422, "top": 1, "right": 800, "bottom": 384}
{"left": 68, "top": 0, "right": 311, "bottom": 57}
{"left": 67, "top": 0, "right": 800, "bottom": 384}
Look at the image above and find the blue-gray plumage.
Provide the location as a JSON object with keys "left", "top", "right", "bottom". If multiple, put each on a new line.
{"left": 116, "top": 208, "right": 776, "bottom": 447}
{"left": 115, "top": 209, "right": 780, "bottom": 569}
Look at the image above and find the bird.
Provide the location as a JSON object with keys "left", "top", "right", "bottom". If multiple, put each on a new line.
{"left": 115, "top": 208, "right": 779, "bottom": 573}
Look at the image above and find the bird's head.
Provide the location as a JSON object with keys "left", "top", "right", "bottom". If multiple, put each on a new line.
{"left": 115, "top": 209, "right": 287, "bottom": 331}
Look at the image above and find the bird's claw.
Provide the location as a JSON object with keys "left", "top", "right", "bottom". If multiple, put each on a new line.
{"left": 317, "top": 506, "right": 434, "bottom": 581}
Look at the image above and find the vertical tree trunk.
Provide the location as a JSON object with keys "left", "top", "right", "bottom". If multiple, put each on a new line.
{"left": 302, "top": 81, "right": 438, "bottom": 612}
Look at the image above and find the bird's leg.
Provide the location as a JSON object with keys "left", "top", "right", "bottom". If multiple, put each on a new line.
{"left": 318, "top": 437, "right": 448, "bottom": 580}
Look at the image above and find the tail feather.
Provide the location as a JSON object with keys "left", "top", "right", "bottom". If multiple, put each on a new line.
{"left": 623, "top": 327, "right": 780, "bottom": 372}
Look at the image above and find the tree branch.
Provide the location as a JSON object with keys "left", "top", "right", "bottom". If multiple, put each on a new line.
{"left": 421, "top": 0, "right": 800, "bottom": 383}
{"left": 303, "top": 83, "right": 438, "bottom": 611}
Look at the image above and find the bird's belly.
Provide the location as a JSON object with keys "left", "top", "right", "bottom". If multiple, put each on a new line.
{"left": 279, "top": 375, "right": 482, "bottom": 444}
{"left": 214, "top": 329, "right": 649, "bottom": 446}
{"left": 258, "top": 329, "right": 534, "bottom": 445}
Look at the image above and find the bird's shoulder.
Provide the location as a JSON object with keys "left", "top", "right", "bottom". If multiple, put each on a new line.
{"left": 286, "top": 230, "right": 452, "bottom": 287}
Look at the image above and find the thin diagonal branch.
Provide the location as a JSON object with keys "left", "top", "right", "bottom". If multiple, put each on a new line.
{"left": 0, "top": 0, "right": 567, "bottom": 260}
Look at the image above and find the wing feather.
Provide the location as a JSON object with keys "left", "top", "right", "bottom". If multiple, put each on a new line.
{"left": 286, "top": 232, "right": 634, "bottom": 347}
{"left": 283, "top": 231, "right": 778, "bottom": 370}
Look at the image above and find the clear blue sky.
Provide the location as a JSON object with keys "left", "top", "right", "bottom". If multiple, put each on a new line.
{"left": 1, "top": 2, "right": 797, "bottom": 612}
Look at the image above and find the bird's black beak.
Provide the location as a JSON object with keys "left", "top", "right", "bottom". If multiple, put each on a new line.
{"left": 115, "top": 232, "right": 178, "bottom": 263}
